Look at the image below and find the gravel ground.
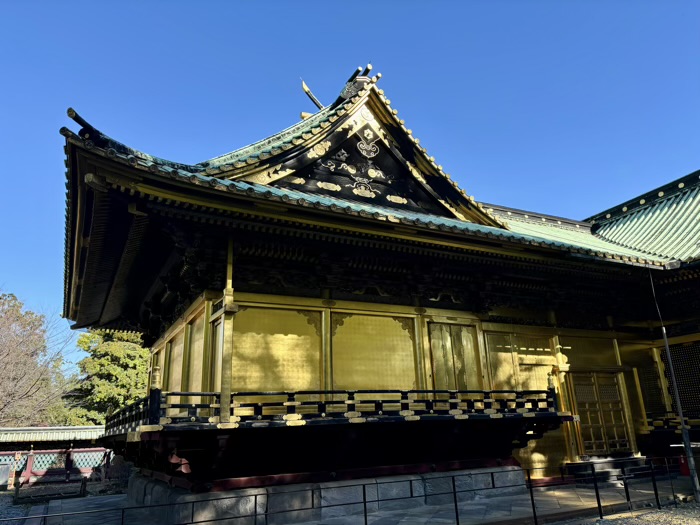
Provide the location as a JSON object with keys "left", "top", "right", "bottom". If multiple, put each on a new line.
{"left": 0, "top": 494, "right": 30, "bottom": 523}
{"left": 553, "top": 503, "right": 700, "bottom": 525}
{"left": 0, "top": 481, "right": 126, "bottom": 523}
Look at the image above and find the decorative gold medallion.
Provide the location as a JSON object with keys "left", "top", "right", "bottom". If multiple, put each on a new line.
{"left": 307, "top": 141, "right": 331, "bottom": 159}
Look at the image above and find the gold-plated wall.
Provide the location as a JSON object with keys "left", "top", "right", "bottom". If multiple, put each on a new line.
{"left": 168, "top": 330, "right": 184, "bottom": 391}
{"left": 187, "top": 312, "right": 205, "bottom": 392}
{"left": 486, "top": 333, "right": 519, "bottom": 390}
{"left": 331, "top": 314, "right": 416, "bottom": 390}
{"left": 485, "top": 333, "right": 555, "bottom": 390}
{"left": 147, "top": 292, "right": 656, "bottom": 475}
{"left": 232, "top": 307, "right": 322, "bottom": 391}
{"left": 210, "top": 319, "right": 224, "bottom": 391}
{"left": 559, "top": 337, "right": 617, "bottom": 368}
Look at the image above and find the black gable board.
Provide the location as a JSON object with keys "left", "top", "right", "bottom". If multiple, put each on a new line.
{"left": 274, "top": 123, "right": 450, "bottom": 216}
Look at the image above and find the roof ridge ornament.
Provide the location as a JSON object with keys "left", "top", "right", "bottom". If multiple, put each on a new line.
{"left": 337, "top": 64, "right": 376, "bottom": 103}
{"left": 301, "top": 79, "right": 324, "bottom": 110}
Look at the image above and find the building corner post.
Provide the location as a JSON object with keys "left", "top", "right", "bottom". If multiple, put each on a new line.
{"left": 220, "top": 238, "right": 236, "bottom": 423}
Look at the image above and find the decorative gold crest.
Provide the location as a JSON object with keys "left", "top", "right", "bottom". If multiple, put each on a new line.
{"left": 317, "top": 181, "right": 342, "bottom": 192}
{"left": 307, "top": 141, "right": 331, "bottom": 159}
{"left": 387, "top": 195, "right": 408, "bottom": 205}
{"left": 353, "top": 187, "right": 376, "bottom": 198}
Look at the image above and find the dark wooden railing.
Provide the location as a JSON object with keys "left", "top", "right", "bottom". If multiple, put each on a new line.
{"left": 105, "top": 388, "right": 562, "bottom": 436}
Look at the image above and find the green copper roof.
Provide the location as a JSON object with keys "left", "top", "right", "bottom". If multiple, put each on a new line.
{"left": 196, "top": 104, "right": 339, "bottom": 170}
{"left": 61, "top": 120, "right": 670, "bottom": 267}
{"left": 588, "top": 170, "right": 700, "bottom": 263}
{"left": 484, "top": 205, "right": 668, "bottom": 265}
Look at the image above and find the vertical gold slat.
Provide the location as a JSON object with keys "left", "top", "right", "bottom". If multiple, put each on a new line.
{"left": 475, "top": 324, "right": 491, "bottom": 390}
{"left": 631, "top": 367, "right": 649, "bottom": 429}
{"left": 413, "top": 316, "right": 426, "bottom": 390}
{"left": 420, "top": 316, "right": 434, "bottom": 389}
{"left": 552, "top": 334, "right": 577, "bottom": 463}
{"left": 449, "top": 326, "right": 463, "bottom": 390}
{"left": 163, "top": 341, "right": 172, "bottom": 390}
{"left": 322, "top": 308, "right": 332, "bottom": 391}
{"left": 220, "top": 238, "right": 235, "bottom": 424}
{"left": 612, "top": 338, "right": 637, "bottom": 453}
{"left": 567, "top": 373, "right": 585, "bottom": 459}
{"left": 200, "top": 299, "right": 213, "bottom": 391}
{"left": 180, "top": 323, "right": 192, "bottom": 401}
{"left": 651, "top": 347, "right": 674, "bottom": 413}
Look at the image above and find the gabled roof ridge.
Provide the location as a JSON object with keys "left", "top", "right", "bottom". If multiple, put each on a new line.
{"left": 196, "top": 103, "right": 339, "bottom": 170}
{"left": 481, "top": 202, "right": 590, "bottom": 230}
{"left": 63, "top": 108, "right": 199, "bottom": 174}
{"left": 364, "top": 83, "right": 504, "bottom": 228}
{"left": 586, "top": 169, "right": 700, "bottom": 225}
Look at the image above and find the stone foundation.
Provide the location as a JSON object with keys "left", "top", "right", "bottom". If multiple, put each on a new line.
{"left": 127, "top": 466, "right": 526, "bottom": 524}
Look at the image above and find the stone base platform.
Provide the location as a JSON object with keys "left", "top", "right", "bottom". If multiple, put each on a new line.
{"left": 128, "top": 466, "right": 526, "bottom": 524}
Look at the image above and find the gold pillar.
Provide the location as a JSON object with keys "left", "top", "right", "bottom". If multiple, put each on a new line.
{"left": 552, "top": 333, "right": 577, "bottom": 462}
{"left": 651, "top": 347, "right": 673, "bottom": 413}
{"left": 200, "top": 298, "right": 214, "bottom": 390}
{"left": 612, "top": 337, "right": 639, "bottom": 454}
{"left": 219, "top": 238, "right": 236, "bottom": 425}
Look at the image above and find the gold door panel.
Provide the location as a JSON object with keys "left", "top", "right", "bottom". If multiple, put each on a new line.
{"left": 571, "top": 372, "right": 630, "bottom": 456}
{"left": 429, "top": 324, "right": 482, "bottom": 390}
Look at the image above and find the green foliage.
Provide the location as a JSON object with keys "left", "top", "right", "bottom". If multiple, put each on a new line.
{"left": 70, "top": 330, "right": 150, "bottom": 424}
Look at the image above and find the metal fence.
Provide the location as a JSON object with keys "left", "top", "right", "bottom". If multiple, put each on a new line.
{"left": 1, "top": 455, "right": 697, "bottom": 525}
{"left": 0, "top": 448, "right": 109, "bottom": 487}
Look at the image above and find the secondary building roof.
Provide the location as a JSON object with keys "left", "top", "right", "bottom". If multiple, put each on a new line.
{"left": 587, "top": 170, "right": 700, "bottom": 263}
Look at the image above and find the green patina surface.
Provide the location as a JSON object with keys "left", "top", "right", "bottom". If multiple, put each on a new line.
{"left": 196, "top": 104, "right": 339, "bottom": 169}
{"left": 590, "top": 177, "right": 700, "bottom": 262}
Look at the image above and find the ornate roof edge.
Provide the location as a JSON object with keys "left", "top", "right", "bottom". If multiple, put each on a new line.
{"left": 61, "top": 65, "right": 506, "bottom": 229}
{"left": 61, "top": 125, "right": 669, "bottom": 268}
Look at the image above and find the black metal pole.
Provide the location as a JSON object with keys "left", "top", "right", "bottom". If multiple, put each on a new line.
{"left": 452, "top": 476, "right": 461, "bottom": 525}
{"left": 621, "top": 466, "right": 632, "bottom": 511}
{"left": 591, "top": 463, "right": 603, "bottom": 519}
{"left": 650, "top": 461, "right": 661, "bottom": 509}
{"left": 526, "top": 469, "right": 538, "bottom": 525}
{"left": 362, "top": 484, "right": 368, "bottom": 525}
{"left": 666, "top": 457, "right": 678, "bottom": 508}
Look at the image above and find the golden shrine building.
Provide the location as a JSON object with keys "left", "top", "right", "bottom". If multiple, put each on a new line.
{"left": 61, "top": 66, "right": 700, "bottom": 492}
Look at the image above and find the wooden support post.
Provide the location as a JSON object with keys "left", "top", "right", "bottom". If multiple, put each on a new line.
{"left": 220, "top": 238, "right": 236, "bottom": 424}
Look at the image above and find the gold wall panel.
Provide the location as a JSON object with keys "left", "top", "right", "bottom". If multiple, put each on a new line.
{"left": 512, "top": 335, "right": 555, "bottom": 390}
{"left": 559, "top": 337, "right": 617, "bottom": 368}
{"left": 168, "top": 330, "right": 184, "bottom": 391}
{"left": 486, "top": 333, "right": 554, "bottom": 390}
{"left": 486, "top": 333, "right": 518, "bottom": 390}
{"left": 232, "top": 308, "right": 322, "bottom": 391}
{"left": 211, "top": 319, "right": 223, "bottom": 391}
{"left": 428, "top": 324, "right": 482, "bottom": 390}
{"left": 332, "top": 314, "right": 416, "bottom": 390}
{"left": 187, "top": 311, "right": 205, "bottom": 392}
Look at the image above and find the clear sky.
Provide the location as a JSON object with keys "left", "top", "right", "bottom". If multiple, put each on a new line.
{"left": 1, "top": 1, "right": 698, "bottom": 322}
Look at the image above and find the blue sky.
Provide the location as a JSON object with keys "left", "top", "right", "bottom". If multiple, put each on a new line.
{"left": 1, "top": 1, "right": 699, "bottom": 326}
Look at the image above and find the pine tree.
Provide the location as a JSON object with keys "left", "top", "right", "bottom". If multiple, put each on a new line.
{"left": 69, "top": 330, "right": 150, "bottom": 424}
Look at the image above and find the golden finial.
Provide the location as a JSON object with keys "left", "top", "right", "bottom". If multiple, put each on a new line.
{"left": 301, "top": 79, "right": 324, "bottom": 110}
